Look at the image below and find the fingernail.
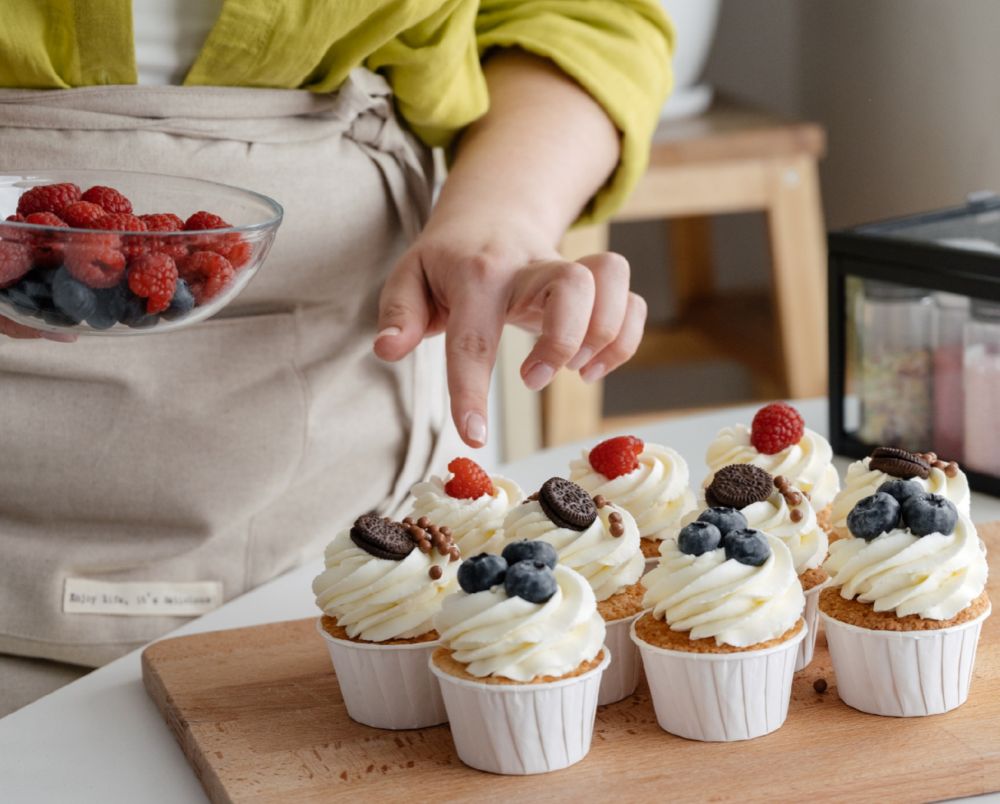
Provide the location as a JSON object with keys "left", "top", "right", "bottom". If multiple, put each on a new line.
{"left": 567, "top": 347, "right": 594, "bottom": 372}
{"left": 523, "top": 361, "right": 555, "bottom": 391}
{"left": 581, "top": 362, "right": 606, "bottom": 383}
{"left": 464, "top": 411, "right": 487, "bottom": 446}
{"left": 375, "top": 326, "right": 401, "bottom": 341}
{"left": 42, "top": 333, "right": 76, "bottom": 343}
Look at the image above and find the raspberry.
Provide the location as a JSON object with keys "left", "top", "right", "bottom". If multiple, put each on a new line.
{"left": 444, "top": 457, "right": 495, "bottom": 499}
{"left": 24, "top": 212, "right": 67, "bottom": 227}
{"left": 213, "top": 237, "right": 252, "bottom": 268}
{"left": 65, "top": 234, "right": 126, "bottom": 288}
{"left": 141, "top": 213, "right": 188, "bottom": 259}
{"left": 5, "top": 214, "right": 26, "bottom": 223}
{"left": 588, "top": 435, "right": 644, "bottom": 479}
{"left": 0, "top": 240, "right": 32, "bottom": 288}
{"left": 81, "top": 185, "right": 133, "bottom": 214}
{"left": 94, "top": 213, "right": 147, "bottom": 259}
{"left": 750, "top": 402, "right": 805, "bottom": 455}
{"left": 24, "top": 212, "right": 68, "bottom": 269}
{"left": 178, "top": 250, "right": 234, "bottom": 304}
{"left": 16, "top": 183, "right": 81, "bottom": 217}
{"left": 140, "top": 213, "right": 184, "bottom": 232}
{"left": 184, "top": 211, "right": 230, "bottom": 231}
{"left": 62, "top": 201, "right": 108, "bottom": 229}
{"left": 127, "top": 253, "right": 178, "bottom": 314}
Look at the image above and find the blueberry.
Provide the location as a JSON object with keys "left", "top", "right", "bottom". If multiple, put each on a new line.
{"left": 504, "top": 560, "right": 558, "bottom": 603}
{"left": 119, "top": 292, "right": 159, "bottom": 328}
{"left": 501, "top": 540, "right": 558, "bottom": 570}
{"left": 902, "top": 493, "right": 958, "bottom": 537}
{"left": 457, "top": 553, "right": 508, "bottom": 594}
{"left": 3, "top": 285, "right": 40, "bottom": 315}
{"left": 846, "top": 492, "right": 900, "bottom": 541}
{"left": 162, "top": 278, "right": 195, "bottom": 321}
{"left": 877, "top": 479, "right": 924, "bottom": 507}
{"left": 677, "top": 521, "right": 722, "bottom": 556}
{"left": 697, "top": 507, "right": 748, "bottom": 537}
{"left": 87, "top": 285, "right": 129, "bottom": 330}
{"left": 723, "top": 528, "right": 772, "bottom": 566}
{"left": 51, "top": 267, "right": 96, "bottom": 324}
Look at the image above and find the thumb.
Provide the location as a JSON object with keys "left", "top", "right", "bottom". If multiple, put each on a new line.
{"left": 374, "top": 252, "right": 431, "bottom": 362}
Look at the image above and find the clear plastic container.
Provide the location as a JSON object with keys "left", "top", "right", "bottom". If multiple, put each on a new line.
{"left": 933, "top": 293, "right": 969, "bottom": 460}
{"left": 963, "top": 300, "right": 1000, "bottom": 474}
{"left": 856, "top": 281, "right": 933, "bottom": 450}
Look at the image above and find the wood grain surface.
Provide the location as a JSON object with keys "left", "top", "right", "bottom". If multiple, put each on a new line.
{"left": 142, "top": 526, "right": 1000, "bottom": 803}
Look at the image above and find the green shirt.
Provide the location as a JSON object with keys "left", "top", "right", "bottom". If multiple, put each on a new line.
{"left": 0, "top": 1, "right": 673, "bottom": 223}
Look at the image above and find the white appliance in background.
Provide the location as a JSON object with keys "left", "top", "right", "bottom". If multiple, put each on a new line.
{"left": 661, "top": 0, "right": 721, "bottom": 119}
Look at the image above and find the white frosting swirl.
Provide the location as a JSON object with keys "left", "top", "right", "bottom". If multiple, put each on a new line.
{"left": 705, "top": 424, "right": 840, "bottom": 510}
{"left": 830, "top": 457, "right": 971, "bottom": 535}
{"left": 406, "top": 475, "right": 523, "bottom": 555}
{"left": 642, "top": 534, "right": 805, "bottom": 647}
{"left": 822, "top": 515, "right": 988, "bottom": 620}
{"left": 434, "top": 565, "right": 605, "bottom": 681}
{"left": 569, "top": 442, "right": 696, "bottom": 539}
{"left": 500, "top": 500, "right": 644, "bottom": 602}
{"left": 312, "top": 529, "right": 458, "bottom": 641}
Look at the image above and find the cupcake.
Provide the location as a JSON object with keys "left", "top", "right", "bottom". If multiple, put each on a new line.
{"left": 820, "top": 487, "right": 990, "bottom": 717}
{"left": 406, "top": 457, "right": 523, "bottom": 556}
{"left": 500, "top": 477, "right": 645, "bottom": 704}
{"left": 830, "top": 446, "right": 970, "bottom": 542}
{"left": 673, "top": 463, "right": 829, "bottom": 670}
{"left": 312, "top": 513, "right": 460, "bottom": 729}
{"left": 569, "top": 435, "right": 696, "bottom": 561}
{"left": 431, "top": 543, "right": 609, "bottom": 774}
{"left": 704, "top": 402, "right": 840, "bottom": 528}
{"left": 633, "top": 523, "right": 806, "bottom": 741}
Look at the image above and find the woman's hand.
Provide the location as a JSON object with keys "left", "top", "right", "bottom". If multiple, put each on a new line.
{"left": 374, "top": 216, "right": 646, "bottom": 447}
{"left": 0, "top": 315, "right": 75, "bottom": 342}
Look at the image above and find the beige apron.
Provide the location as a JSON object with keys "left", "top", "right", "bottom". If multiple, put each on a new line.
{"left": 0, "top": 70, "right": 456, "bottom": 667}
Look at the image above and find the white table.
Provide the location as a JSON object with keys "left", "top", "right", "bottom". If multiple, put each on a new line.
{"left": 2, "top": 399, "right": 998, "bottom": 803}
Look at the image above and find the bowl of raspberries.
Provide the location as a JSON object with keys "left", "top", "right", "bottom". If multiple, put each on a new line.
{"left": 0, "top": 170, "right": 282, "bottom": 334}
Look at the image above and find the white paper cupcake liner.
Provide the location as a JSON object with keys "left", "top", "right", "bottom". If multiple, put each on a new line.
{"left": 430, "top": 649, "right": 610, "bottom": 775}
{"left": 632, "top": 618, "right": 806, "bottom": 741}
{"left": 315, "top": 619, "right": 447, "bottom": 730}
{"left": 796, "top": 576, "right": 831, "bottom": 671}
{"left": 820, "top": 604, "right": 991, "bottom": 717}
{"left": 599, "top": 614, "right": 642, "bottom": 705}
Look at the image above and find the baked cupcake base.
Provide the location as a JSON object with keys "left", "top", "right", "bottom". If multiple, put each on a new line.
{"left": 631, "top": 614, "right": 806, "bottom": 741}
{"left": 596, "top": 582, "right": 645, "bottom": 705}
{"left": 796, "top": 567, "right": 830, "bottom": 671}
{"left": 316, "top": 617, "right": 447, "bottom": 730}
{"left": 430, "top": 648, "right": 609, "bottom": 774}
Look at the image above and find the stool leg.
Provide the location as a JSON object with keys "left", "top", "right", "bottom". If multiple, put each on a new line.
{"left": 765, "top": 155, "right": 827, "bottom": 398}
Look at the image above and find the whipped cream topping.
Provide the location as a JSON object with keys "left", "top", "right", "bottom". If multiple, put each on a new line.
{"left": 501, "top": 500, "right": 644, "bottom": 603}
{"left": 569, "top": 442, "right": 696, "bottom": 539}
{"left": 705, "top": 425, "right": 840, "bottom": 510}
{"left": 823, "top": 514, "right": 988, "bottom": 620}
{"left": 406, "top": 475, "right": 523, "bottom": 556}
{"left": 830, "top": 457, "right": 971, "bottom": 535}
{"left": 434, "top": 564, "right": 605, "bottom": 681}
{"left": 312, "top": 529, "right": 458, "bottom": 641}
{"left": 642, "top": 534, "right": 805, "bottom": 647}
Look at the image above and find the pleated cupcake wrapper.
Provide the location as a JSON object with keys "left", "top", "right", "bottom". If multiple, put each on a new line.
{"left": 796, "top": 577, "right": 832, "bottom": 671}
{"left": 644, "top": 556, "right": 660, "bottom": 574}
{"left": 599, "top": 613, "right": 642, "bottom": 706}
{"left": 429, "top": 649, "right": 611, "bottom": 775}
{"left": 819, "top": 604, "right": 991, "bottom": 717}
{"left": 631, "top": 618, "right": 806, "bottom": 742}
{"left": 315, "top": 619, "right": 447, "bottom": 730}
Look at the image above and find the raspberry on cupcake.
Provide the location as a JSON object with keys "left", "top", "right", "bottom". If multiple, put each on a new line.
{"left": 704, "top": 402, "right": 840, "bottom": 530}
{"left": 569, "top": 435, "right": 696, "bottom": 560}
{"left": 405, "top": 457, "right": 522, "bottom": 556}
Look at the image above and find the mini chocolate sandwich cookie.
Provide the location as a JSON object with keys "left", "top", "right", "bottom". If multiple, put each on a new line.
{"left": 706, "top": 464, "right": 773, "bottom": 509}
{"left": 538, "top": 477, "right": 598, "bottom": 531}
{"left": 869, "top": 446, "right": 931, "bottom": 480}
{"left": 350, "top": 514, "right": 415, "bottom": 560}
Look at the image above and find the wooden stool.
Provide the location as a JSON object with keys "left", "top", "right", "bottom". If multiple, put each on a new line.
{"left": 498, "top": 100, "right": 828, "bottom": 460}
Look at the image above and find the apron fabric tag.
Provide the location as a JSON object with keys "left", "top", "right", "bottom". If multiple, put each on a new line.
{"left": 63, "top": 578, "right": 223, "bottom": 616}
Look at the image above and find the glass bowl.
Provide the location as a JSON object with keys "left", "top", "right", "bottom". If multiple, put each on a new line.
{"left": 0, "top": 169, "right": 282, "bottom": 335}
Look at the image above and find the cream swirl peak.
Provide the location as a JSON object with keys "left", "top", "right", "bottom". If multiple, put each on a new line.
{"left": 312, "top": 516, "right": 459, "bottom": 641}
{"left": 434, "top": 563, "right": 605, "bottom": 681}
{"left": 824, "top": 512, "right": 987, "bottom": 620}
{"left": 569, "top": 440, "right": 696, "bottom": 539}
{"left": 831, "top": 456, "right": 971, "bottom": 536}
{"left": 501, "top": 489, "right": 644, "bottom": 603}
{"left": 407, "top": 474, "right": 523, "bottom": 556}
{"left": 705, "top": 424, "right": 840, "bottom": 510}
{"left": 643, "top": 534, "right": 805, "bottom": 647}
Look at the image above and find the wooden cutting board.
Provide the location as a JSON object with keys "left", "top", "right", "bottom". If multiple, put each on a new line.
{"left": 143, "top": 525, "right": 1000, "bottom": 804}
